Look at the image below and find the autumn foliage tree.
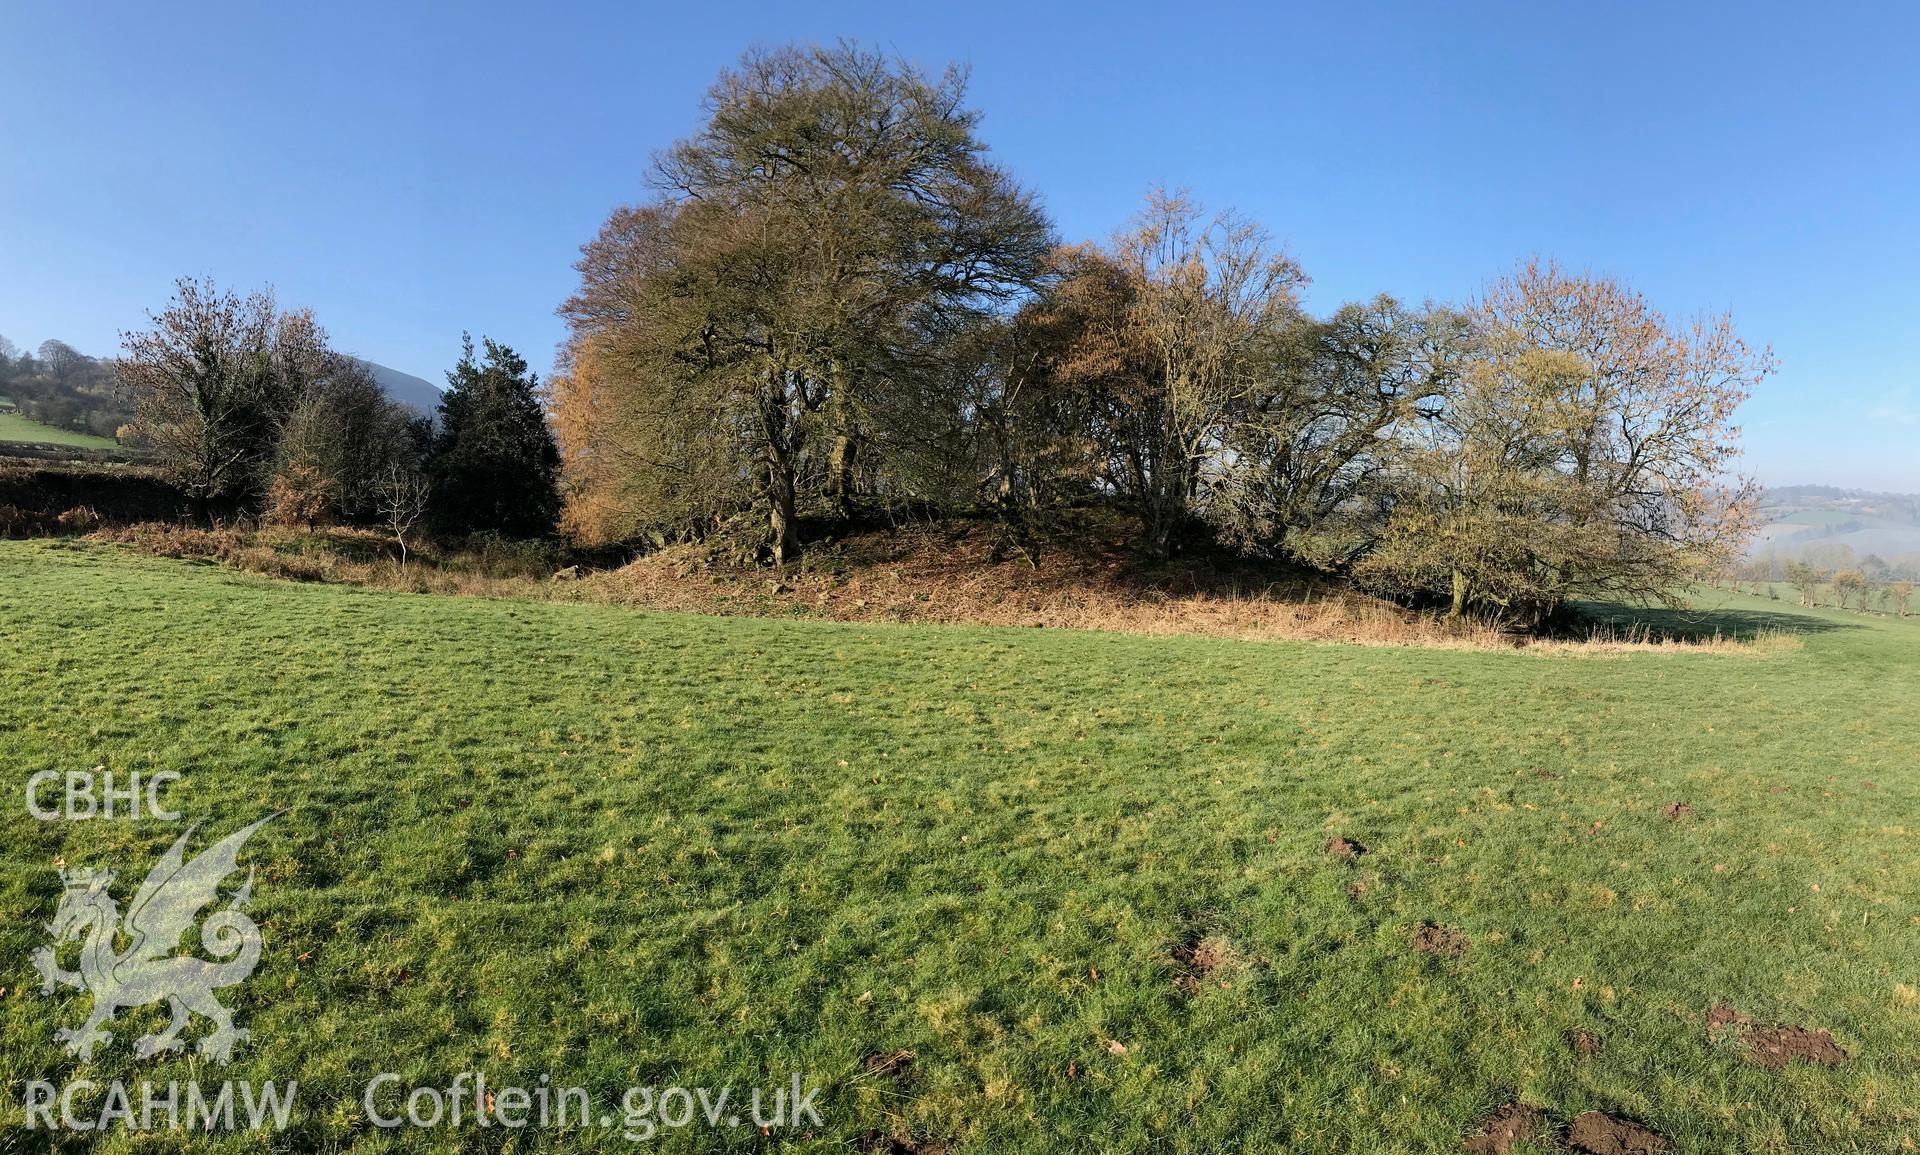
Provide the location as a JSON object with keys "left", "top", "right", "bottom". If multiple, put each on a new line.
{"left": 545, "top": 43, "right": 1773, "bottom": 631}
{"left": 1356, "top": 261, "right": 1772, "bottom": 625}
{"left": 1832, "top": 569, "right": 1871, "bottom": 611}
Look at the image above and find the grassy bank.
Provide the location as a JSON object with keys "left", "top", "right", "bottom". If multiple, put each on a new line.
{"left": 0, "top": 413, "right": 119, "bottom": 449}
{"left": 0, "top": 540, "right": 1916, "bottom": 1152}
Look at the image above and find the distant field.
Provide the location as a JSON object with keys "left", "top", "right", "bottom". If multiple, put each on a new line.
{"left": 1729, "top": 580, "right": 1917, "bottom": 617}
{"left": 1, "top": 542, "right": 1917, "bottom": 1152}
{"left": 0, "top": 411, "right": 118, "bottom": 448}
{"left": 1754, "top": 514, "right": 1920, "bottom": 561}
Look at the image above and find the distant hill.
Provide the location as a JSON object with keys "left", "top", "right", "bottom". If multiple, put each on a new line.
{"left": 1753, "top": 485, "right": 1920, "bottom": 564}
{"left": 354, "top": 359, "right": 442, "bottom": 417}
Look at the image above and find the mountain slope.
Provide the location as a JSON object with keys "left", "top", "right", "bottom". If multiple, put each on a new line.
{"left": 353, "top": 358, "right": 442, "bottom": 417}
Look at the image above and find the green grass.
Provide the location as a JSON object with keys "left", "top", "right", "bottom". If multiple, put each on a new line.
{"left": 1, "top": 541, "right": 1917, "bottom": 1152}
{"left": 0, "top": 412, "right": 118, "bottom": 449}
{"left": 1731, "top": 581, "right": 1917, "bottom": 619}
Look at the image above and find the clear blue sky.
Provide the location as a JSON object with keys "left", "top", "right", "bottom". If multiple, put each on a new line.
{"left": 3, "top": 1, "right": 1915, "bottom": 489}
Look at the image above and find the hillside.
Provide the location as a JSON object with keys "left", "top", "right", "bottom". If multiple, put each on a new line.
{"left": 2, "top": 333, "right": 439, "bottom": 447}
{"left": 1753, "top": 485, "right": 1920, "bottom": 565}
{"left": 0, "top": 409, "right": 119, "bottom": 449}
{"left": 352, "top": 357, "right": 442, "bottom": 416}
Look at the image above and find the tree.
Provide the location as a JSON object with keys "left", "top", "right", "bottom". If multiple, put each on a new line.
{"left": 117, "top": 279, "right": 329, "bottom": 511}
{"left": 36, "top": 340, "right": 88, "bottom": 387}
{"left": 1831, "top": 569, "right": 1871, "bottom": 611}
{"left": 558, "top": 42, "right": 1052, "bottom": 561}
{"left": 268, "top": 359, "right": 421, "bottom": 527}
{"left": 1030, "top": 191, "right": 1307, "bottom": 557}
{"left": 1211, "top": 295, "right": 1463, "bottom": 564}
{"left": 1356, "top": 261, "right": 1772, "bottom": 625}
{"left": 868, "top": 308, "right": 1094, "bottom": 532}
{"left": 426, "top": 336, "right": 561, "bottom": 539}
{"left": 1891, "top": 580, "right": 1915, "bottom": 617}
{"left": 1784, "top": 559, "right": 1823, "bottom": 607}
{"left": 376, "top": 463, "right": 431, "bottom": 567}
{"left": 549, "top": 214, "right": 761, "bottom": 546}
{"left": 1112, "top": 191, "right": 1308, "bottom": 557}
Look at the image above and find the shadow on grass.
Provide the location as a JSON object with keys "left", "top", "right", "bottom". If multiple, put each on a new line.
{"left": 1575, "top": 599, "right": 1858, "bottom": 642}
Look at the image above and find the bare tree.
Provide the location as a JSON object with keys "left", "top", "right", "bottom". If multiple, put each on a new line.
{"left": 376, "top": 464, "right": 431, "bottom": 568}
{"left": 1034, "top": 190, "right": 1307, "bottom": 557}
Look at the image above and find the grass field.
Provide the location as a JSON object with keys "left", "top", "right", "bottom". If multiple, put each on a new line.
{"left": 0, "top": 413, "right": 118, "bottom": 449}
{"left": 1, "top": 540, "right": 1917, "bottom": 1152}
{"left": 1731, "top": 581, "right": 1916, "bottom": 619}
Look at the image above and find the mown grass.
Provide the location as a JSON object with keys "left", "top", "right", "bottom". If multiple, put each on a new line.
{"left": 0, "top": 414, "right": 118, "bottom": 450}
{"left": 0, "top": 540, "right": 1916, "bottom": 1152}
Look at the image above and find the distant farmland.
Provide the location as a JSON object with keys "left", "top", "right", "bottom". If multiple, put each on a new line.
{"left": 0, "top": 410, "right": 119, "bottom": 449}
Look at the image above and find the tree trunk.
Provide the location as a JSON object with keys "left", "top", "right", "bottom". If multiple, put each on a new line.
{"left": 827, "top": 433, "right": 858, "bottom": 517}
{"left": 1137, "top": 452, "right": 1187, "bottom": 560}
{"left": 1450, "top": 568, "right": 1469, "bottom": 617}
{"left": 825, "top": 358, "right": 858, "bottom": 518}
{"left": 767, "top": 456, "right": 800, "bottom": 565}
{"left": 1141, "top": 501, "right": 1177, "bottom": 561}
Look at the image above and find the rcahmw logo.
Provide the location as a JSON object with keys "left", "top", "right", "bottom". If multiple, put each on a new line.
{"left": 22, "top": 1080, "right": 295, "bottom": 1134}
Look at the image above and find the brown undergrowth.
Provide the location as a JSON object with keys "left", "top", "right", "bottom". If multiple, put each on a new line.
{"left": 84, "top": 516, "right": 1801, "bottom": 657}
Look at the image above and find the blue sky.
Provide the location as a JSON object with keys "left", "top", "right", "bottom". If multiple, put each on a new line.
{"left": 2, "top": 1, "right": 1915, "bottom": 489}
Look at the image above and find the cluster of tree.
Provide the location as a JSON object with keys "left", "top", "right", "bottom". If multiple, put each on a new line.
{"left": 114, "top": 279, "right": 560, "bottom": 548}
{"left": 1740, "top": 544, "right": 1920, "bottom": 583}
{"left": 0, "top": 336, "right": 134, "bottom": 439}
{"left": 1782, "top": 562, "right": 1915, "bottom": 615}
{"left": 550, "top": 43, "right": 1771, "bottom": 627}
{"left": 1737, "top": 545, "right": 1920, "bottom": 615}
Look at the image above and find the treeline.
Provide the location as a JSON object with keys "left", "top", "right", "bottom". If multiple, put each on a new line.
{"left": 111, "top": 280, "right": 561, "bottom": 551}
{"left": 1735, "top": 544, "right": 1920, "bottom": 615}
{"left": 1762, "top": 487, "right": 1920, "bottom": 524}
{"left": 550, "top": 43, "right": 1772, "bottom": 627}
{"left": 0, "top": 337, "right": 133, "bottom": 440}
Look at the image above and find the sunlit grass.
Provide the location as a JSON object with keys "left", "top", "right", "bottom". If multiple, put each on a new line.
{"left": 0, "top": 412, "right": 118, "bottom": 448}
{"left": 0, "top": 541, "right": 1916, "bottom": 1152}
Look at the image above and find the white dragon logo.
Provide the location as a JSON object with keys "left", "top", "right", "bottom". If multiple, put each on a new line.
{"left": 31, "top": 815, "right": 275, "bottom": 1064}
